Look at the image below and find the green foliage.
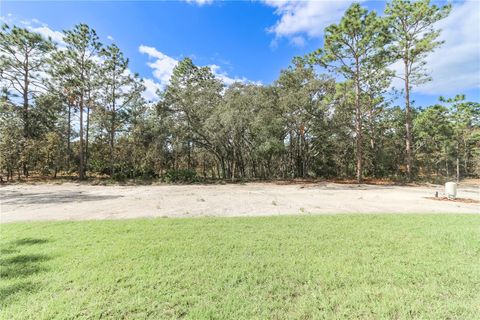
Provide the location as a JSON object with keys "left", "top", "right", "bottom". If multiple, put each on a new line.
{"left": 385, "top": 0, "right": 452, "bottom": 179}
{"left": 385, "top": 0, "right": 452, "bottom": 86}
{"left": 0, "top": 2, "right": 475, "bottom": 183}
{"left": 312, "top": 3, "right": 392, "bottom": 182}
{"left": 414, "top": 96, "right": 480, "bottom": 179}
{"left": 164, "top": 168, "right": 198, "bottom": 183}
{"left": 276, "top": 59, "right": 335, "bottom": 178}
{"left": 0, "top": 24, "right": 55, "bottom": 177}
{"left": 50, "top": 24, "right": 102, "bottom": 179}
{"left": 0, "top": 24, "right": 54, "bottom": 129}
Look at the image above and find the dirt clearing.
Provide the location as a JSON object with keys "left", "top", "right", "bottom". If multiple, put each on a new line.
{"left": 1, "top": 182, "right": 478, "bottom": 223}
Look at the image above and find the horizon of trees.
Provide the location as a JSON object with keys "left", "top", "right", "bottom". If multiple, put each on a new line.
{"left": 1, "top": 0, "right": 479, "bottom": 183}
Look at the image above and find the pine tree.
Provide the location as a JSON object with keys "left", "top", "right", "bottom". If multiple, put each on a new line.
{"left": 0, "top": 24, "right": 54, "bottom": 176}
{"left": 385, "top": 0, "right": 451, "bottom": 180}
{"left": 312, "top": 3, "right": 390, "bottom": 183}
{"left": 51, "top": 24, "right": 101, "bottom": 179}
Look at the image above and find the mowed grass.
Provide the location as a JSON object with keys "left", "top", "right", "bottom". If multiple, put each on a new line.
{"left": 1, "top": 215, "right": 479, "bottom": 319}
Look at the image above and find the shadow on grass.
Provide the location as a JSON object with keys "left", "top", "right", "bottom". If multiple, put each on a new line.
{"left": 1, "top": 190, "right": 123, "bottom": 205}
{"left": 1, "top": 237, "right": 51, "bottom": 255}
{"left": 0, "top": 281, "right": 38, "bottom": 305}
{"left": 0, "top": 238, "right": 52, "bottom": 305}
{"left": 0, "top": 254, "right": 51, "bottom": 278}
{"left": 0, "top": 248, "right": 16, "bottom": 255}
{"left": 13, "top": 238, "right": 49, "bottom": 246}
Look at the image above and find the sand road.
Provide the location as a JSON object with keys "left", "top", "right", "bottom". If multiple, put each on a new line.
{"left": 1, "top": 182, "right": 478, "bottom": 223}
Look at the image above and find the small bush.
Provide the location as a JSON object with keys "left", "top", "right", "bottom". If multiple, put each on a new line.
{"left": 164, "top": 169, "right": 198, "bottom": 183}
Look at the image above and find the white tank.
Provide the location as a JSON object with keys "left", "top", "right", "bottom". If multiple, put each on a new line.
{"left": 445, "top": 182, "right": 457, "bottom": 199}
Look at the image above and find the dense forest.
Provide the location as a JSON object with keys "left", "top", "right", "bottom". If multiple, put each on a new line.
{"left": 1, "top": 0, "right": 479, "bottom": 183}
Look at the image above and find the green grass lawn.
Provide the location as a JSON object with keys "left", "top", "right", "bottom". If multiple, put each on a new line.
{"left": 1, "top": 215, "right": 479, "bottom": 319}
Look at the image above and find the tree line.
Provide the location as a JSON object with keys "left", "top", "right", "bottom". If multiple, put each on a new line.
{"left": 1, "top": 0, "right": 479, "bottom": 183}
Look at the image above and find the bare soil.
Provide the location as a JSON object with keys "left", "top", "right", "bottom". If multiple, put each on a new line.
{"left": 1, "top": 181, "right": 478, "bottom": 223}
{"left": 425, "top": 196, "right": 480, "bottom": 204}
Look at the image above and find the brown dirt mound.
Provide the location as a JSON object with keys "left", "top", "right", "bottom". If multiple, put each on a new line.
{"left": 425, "top": 196, "right": 479, "bottom": 204}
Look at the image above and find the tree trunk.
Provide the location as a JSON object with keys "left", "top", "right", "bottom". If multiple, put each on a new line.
{"left": 110, "top": 91, "right": 116, "bottom": 177}
{"left": 221, "top": 157, "right": 226, "bottom": 179}
{"left": 297, "top": 133, "right": 301, "bottom": 177}
{"left": 23, "top": 78, "right": 29, "bottom": 138}
{"left": 404, "top": 59, "right": 413, "bottom": 181}
{"left": 211, "top": 165, "right": 216, "bottom": 180}
{"left": 79, "top": 94, "right": 85, "bottom": 180}
{"left": 355, "top": 59, "right": 363, "bottom": 184}
{"left": 456, "top": 142, "right": 460, "bottom": 182}
{"left": 231, "top": 153, "right": 236, "bottom": 182}
{"left": 85, "top": 104, "right": 91, "bottom": 173}
{"left": 67, "top": 103, "right": 72, "bottom": 171}
{"left": 23, "top": 52, "right": 30, "bottom": 177}
{"left": 445, "top": 147, "right": 449, "bottom": 177}
{"left": 369, "top": 105, "right": 377, "bottom": 177}
{"left": 289, "top": 132, "right": 294, "bottom": 178}
{"left": 187, "top": 140, "right": 191, "bottom": 170}
{"left": 456, "top": 157, "right": 460, "bottom": 183}
{"left": 202, "top": 154, "right": 206, "bottom": 178}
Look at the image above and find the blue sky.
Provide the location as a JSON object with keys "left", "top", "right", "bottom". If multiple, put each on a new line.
{"left": 1, "top": 0, "right": 479, "bottom": 106}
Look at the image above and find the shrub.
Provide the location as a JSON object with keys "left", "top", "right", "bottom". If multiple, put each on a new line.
{"left": 164, "top": 169, "right": 198, "bottom": 183}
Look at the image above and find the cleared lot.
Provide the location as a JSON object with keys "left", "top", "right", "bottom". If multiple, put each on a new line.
{"left": 1, "top": 182, "right": 478, "bottom": 223}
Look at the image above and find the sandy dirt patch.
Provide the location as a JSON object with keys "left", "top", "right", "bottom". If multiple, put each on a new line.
{"left": 1, "top": 182, "right": 478, "bottom": 223}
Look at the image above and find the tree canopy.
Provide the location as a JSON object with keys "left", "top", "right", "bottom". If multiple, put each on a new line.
{"left": 1, "top": 1, "right": 478, "bottom": 183}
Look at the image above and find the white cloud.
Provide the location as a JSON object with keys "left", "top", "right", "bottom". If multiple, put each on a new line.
{"left": 390, "top": 1, "right": 480, "bottom": 95}
{"left": 209, "top": 64, "right": 260, "bottom": 86}
{"left": 0, "top": 14, "right": 66, "bottom": 46}
{"left": 265, "top": 1, "right": 479, "bottom": 95}
{"left": 142, "top": 78, "right": 163, "bottom": 101}
{"left": 414, "top": 1, "right": 480, "bottom": 95}
{"left": 139, "top": 45, "right": 259, "bottom": 88}
{"left": 29, "top": 25, "right": 65, "bottom": 45}
{"left": 0, "top": 16, "right": 164, "bottom": 102}
{"left": 264, "top": 0, "right": 358, "bottom": 42}
{"left": 290, "top": 36, "right": 306, "bottom": 47}
{"left": 0, "top": 13, "right": 15, "bottom": 24}
{"left": 139, "top": 45, "right": 178, "bottom": 86}
{"left": 183, "top": 0, "right": 214, "bottom": 6}
{"left": 121, "top": 68, "right": 161, "bottom": 101}
{"left": 139, "top": 45, "right": 171, "bottom": 60}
